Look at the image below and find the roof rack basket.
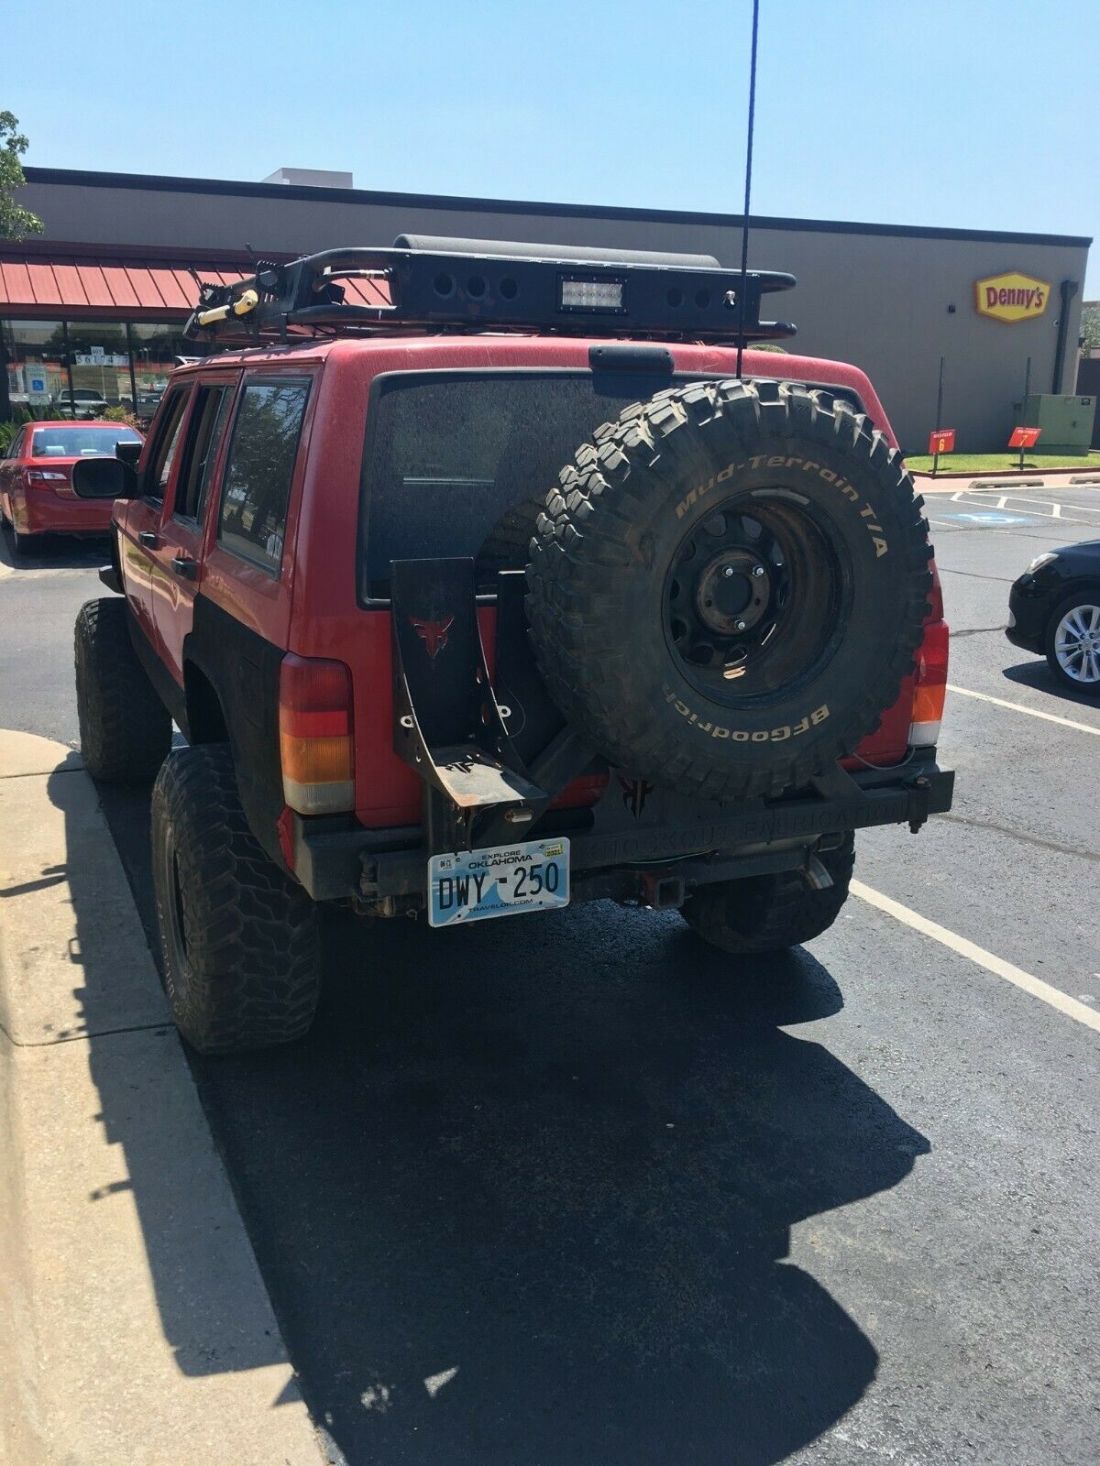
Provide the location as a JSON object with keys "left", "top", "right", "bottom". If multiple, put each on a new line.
{"left": 184, "top": 237, "right": 796, "bottom": 348}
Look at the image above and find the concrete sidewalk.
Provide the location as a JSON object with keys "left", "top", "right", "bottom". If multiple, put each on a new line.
{"left": 0, "top": 731, "right": 324, "bottom": 1465}
{"left": 913, "top": 469, "right": 1100, "bottom": 494}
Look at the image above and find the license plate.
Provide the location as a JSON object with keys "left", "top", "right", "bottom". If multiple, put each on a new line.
{"left": 428, "top": 838, "right": 570, "bottom": 928}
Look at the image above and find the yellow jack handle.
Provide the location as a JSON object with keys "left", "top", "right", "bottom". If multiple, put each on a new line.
{"left": 196, "top": 288, "right": 259, "bottom": 328}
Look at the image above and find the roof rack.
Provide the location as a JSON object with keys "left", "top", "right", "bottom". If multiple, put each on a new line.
{"left": 183, "top": 237, "right": 797, "bottom": 347}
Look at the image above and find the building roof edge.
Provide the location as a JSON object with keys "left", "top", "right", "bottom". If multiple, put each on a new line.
{"left": 20, "top": 167, "right": 1093, "bottom": 251}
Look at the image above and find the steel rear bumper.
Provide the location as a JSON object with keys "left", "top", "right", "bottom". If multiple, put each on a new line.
{"left": 288, "top": 757, "right": 955, "bottom": 903}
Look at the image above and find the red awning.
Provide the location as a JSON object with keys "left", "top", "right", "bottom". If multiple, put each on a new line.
{"left": 0, "top": 254, "right": 389, "bottom": 318}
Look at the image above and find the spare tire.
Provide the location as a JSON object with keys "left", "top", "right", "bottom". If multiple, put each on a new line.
{"left": 526, "top": 378, "right": 932, "bottom": 801}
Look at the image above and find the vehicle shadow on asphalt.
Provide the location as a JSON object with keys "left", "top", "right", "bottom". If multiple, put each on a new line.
{"left": 100, "top": 786, "right": 930, "bottom": 1466}
{"left": 0, "top": 528, "right": 111, "bottom": 572}
{"left": 1002, "top": 659, "right": 1100, "bottom": 710}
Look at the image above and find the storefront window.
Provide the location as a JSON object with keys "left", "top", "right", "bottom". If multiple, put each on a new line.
{"left": 2, "top": 317, "right": 203, "bottom": 423}
{"left": 65, "top": 321, "right": 133, "bottom": 414}
{"left": 129, "top": 323, "right": 195, "bottom": 425}
{"left": 2, "top": 320, "right": 69, "bottom": 419}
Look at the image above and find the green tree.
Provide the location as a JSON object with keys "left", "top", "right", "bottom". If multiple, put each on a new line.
{"left": 1082, "top": 302, "right": 1100, "bottom": 355}
{"left": 0, "top": 111, "right": 43, "bottom": 239}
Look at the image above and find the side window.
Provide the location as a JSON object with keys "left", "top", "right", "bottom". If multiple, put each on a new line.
{"left": 173, "top": 384, "right": 234, "bottom": 525}
{"left": 144, "top": 387, "right": 191, "bottom": 503}
{"left": 217, "top": 378, "right": 310, "bottom": 574}
{"left": 9, "top": 429, "right": 26, "bottom": 459}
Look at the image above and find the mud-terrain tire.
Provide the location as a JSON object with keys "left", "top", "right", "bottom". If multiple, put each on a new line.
{"left": 74, "top": 597, "right": 172, "bottom": 782}
{"left": 151, "top": 745, "right": 321, "bottom": 1055}
{"left": 682, "top": 833, "right": 855, "bottom": 955}
{"left": 527, "top": 379, "right": 932, "bottom": 801}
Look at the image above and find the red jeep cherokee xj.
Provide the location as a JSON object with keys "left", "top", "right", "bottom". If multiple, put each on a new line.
{"left": 71, "top": 239, "right": 953, "bottom": 1055}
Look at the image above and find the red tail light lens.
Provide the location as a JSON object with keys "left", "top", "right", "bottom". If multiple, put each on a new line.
{"left": 910, "top": 565, "right": 949, "bottom": 748}
{"left": 278, "top": 654, "right": 355, "bottom": 815}
{"left": 23, "top": 467, "right": 69, "bottom": 488}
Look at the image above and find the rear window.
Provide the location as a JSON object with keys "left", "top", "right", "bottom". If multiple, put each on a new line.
{"left": 360, "top": 371, "right": 665, "bottom": 600}
{"left": 359, "top": 371, "right": 868, "bottom": 601}
{"left": 31, "top": 426, "right": 141, "bottom": 458}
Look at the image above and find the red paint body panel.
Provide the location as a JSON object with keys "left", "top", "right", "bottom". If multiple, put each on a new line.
{"left": 134, "top": 334, "right": 924, "bottom": 833}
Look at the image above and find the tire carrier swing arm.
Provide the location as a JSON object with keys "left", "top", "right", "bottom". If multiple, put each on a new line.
{"left": 390, "top": 558, "right": 593, "bottom": 856}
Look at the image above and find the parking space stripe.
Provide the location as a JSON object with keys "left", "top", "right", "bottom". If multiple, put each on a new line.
{"left": 851, "top": 880, "right": 1100, "bottom": 1034}
{"left": 947, "top": 683, "right": 1100, "bottom": 735}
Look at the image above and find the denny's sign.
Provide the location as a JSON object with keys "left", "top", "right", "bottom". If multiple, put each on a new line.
{"left": 974, "top": 271, "right": 1051, "bottom": 324}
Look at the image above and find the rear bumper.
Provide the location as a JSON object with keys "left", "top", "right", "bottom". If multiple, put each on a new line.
{"left": 19, "top": 494, "right": 115, "bottom": 536}
{"left": 289, "top": 755, "right": 955, "bottom": 903}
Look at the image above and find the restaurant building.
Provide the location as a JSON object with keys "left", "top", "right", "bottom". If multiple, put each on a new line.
{"left": 1, "top": 166, "right": 1091, "bottom": 452}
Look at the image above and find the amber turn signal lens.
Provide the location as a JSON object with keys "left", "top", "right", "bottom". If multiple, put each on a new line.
{"left": 278, "top": 654, "right": 355, "bottom": 815}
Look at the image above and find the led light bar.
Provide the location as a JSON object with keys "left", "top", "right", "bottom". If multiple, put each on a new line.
{"left": 559, "top": 275, "right": 626, "bottom": 313}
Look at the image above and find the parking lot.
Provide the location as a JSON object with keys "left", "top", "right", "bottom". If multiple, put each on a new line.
{"left": 1, "top": 485, "right": 1098, "bottom": 1465}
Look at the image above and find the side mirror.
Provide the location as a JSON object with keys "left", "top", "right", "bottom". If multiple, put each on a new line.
{"left": 116, "top": 439, "right": 142, "bottom": 467}
{"left": 71, "top": 457, "right": 138, "bottom": 500}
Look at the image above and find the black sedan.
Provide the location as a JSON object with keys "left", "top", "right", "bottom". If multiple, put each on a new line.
{"left": 1007, "top": 539, "right": 1100, "bottom": 693}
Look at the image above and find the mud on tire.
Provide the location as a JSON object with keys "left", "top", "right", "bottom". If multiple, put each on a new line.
{"left": 682, "top": 833, "right": 855, "bottom": 955}
{"left": 75, "top": 597, "right": 172, "bottom": 783}
{"left": 526, "top": 380, "right": 933, "bottom": 801}
{"left": 151, "top": 744, "right": 321, "bottom": 1055}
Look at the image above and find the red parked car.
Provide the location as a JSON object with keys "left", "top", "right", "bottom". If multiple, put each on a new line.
{"left": 0, "top": 419, "right": 143, "bottom": 554}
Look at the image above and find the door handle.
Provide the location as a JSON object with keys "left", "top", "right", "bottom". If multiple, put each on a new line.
{"left": 171, "top": 555, "right": 197, "bottom": 580}
{"left": 138, "top": 530, "right": 159, "bottom": 548}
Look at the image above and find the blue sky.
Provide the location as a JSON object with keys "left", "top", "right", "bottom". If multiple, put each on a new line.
{"left": 8, "top": 0, "right": 1098, "bottom": 292}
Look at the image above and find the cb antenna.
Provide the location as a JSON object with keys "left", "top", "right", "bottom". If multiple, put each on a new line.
{"left": 735, "top": 0, "right": 761, "bottom": 379}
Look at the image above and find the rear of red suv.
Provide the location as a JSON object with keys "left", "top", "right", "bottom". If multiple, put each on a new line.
{"left": 69, "top": 238, "right": 952, "bottom": 1057}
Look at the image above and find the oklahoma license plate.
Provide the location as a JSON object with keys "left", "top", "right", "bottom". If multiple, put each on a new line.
{"left": 428, "top": 838, "right": 570, "bottom": 928}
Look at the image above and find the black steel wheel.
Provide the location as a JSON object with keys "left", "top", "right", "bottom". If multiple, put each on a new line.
{"left": 664, "top": 495, "right": 849, "bottom": 705}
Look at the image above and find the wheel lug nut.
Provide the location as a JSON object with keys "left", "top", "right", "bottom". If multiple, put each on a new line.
{"left": 723, "top": 567, "right": 734, "bottom": 578}
{"left": 752, "top": 565, "right": 765, "bottom": 578}
{"left": 735, "top": 620, "right": 747, "bottom": 632}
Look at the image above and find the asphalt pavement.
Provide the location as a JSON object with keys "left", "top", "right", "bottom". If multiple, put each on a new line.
{"left": 1, "top": 485, "right": 1097, "bottom": 1466}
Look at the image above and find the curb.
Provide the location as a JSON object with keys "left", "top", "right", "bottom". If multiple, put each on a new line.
{"left": 909, "top": 464, "right": 1100, "bottom": 481}
{"left": 0, "top": 731, "right": 324, "bottom": 1465}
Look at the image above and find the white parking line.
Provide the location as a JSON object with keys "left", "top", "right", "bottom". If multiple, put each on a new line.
{"left": 851, "top": 880, "right": 1100, "bottom": 1035}
{"left": 947, "top": 683, "right": 1100, "bottom": 735}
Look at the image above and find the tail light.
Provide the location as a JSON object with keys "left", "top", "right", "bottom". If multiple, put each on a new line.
{"left": 909, "top": 563, "right": 949, "bottom": 748}
{"left": 23, "top": 467, "right": 69, "bottom": 489}
{"left": 278, "top": 654, "right": 355, "bottom": 815}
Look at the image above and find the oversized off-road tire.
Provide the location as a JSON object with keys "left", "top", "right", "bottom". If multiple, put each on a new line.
{"left": 74, "top": 597, "right": 172, "bottom": 782}
{"left": 681, "top": 833, "right": 855, "bottom": 955}
{"left": 527, "top": 380, "right": 932, "bottom": 800}
{"left": 151, "top": 745, "right": 321, "bottom": 1055}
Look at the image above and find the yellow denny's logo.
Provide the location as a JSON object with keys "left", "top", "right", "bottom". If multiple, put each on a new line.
{"left": 975, "top": 272, "right": 1050, "bottom": 323}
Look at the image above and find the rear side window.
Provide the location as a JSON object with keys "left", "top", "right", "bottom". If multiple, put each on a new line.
{"left": 145, "top": 387, "right": 191, "bottom": 502}
{"left": 173, "top": 384, "right": 234, "bottom": 524}
{"left": 217, "top": 378, "right": 310, "bottom": 574}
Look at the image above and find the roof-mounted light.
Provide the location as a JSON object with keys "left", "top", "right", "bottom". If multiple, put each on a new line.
{"left": 558, "top": 275, "right": 626, "bottom": 314}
